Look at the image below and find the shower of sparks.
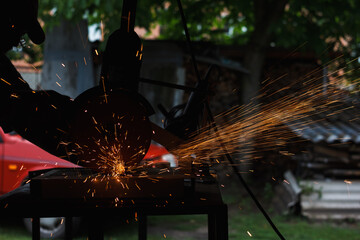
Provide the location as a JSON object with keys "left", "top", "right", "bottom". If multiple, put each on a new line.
{"left": 67, "top": 111, "right": 150, "bottom": 177}
{"left": 96, "top": 142, "right": 126, "bottom": 175}
{"left": 61, "top": 56, "right": 360, "bottom": 182}
{"left": 171, "top": 59, "right": 360, "bottom": 168}
{"left": 173, "top": 94, "right": 325, "bottom": 163}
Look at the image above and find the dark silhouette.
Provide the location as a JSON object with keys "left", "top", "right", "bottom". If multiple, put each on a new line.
{"left": 0, "top": 0, "right": 153, "bottom": 212}
{"left": 0, "top": 0, "right": 157, "bottom": 172}
{"left": 0, "top": 0, "right": 74, "bottom": 160}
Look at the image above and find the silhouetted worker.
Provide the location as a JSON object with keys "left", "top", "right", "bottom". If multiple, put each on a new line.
{"left": 0, "top": 0, "right": 59, "bottom": 206}
{"left": 0, "top": 0, "right": 187, "bottom": 210}
{"left": 0, "top": 0, "right": 180, "bottom": 172}
{"left": 0, "top": 0, "right": 154, "bottom": 206}
{"left": 0, "top": 0, "right": 75, "bottom": 160}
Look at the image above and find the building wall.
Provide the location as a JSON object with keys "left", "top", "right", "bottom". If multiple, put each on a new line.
{"left": 21, "top": 72, "right": 41, "bottom": 90}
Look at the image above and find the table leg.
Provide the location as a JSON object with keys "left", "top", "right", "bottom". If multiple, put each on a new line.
{"left": 32, "top": 217, "right": 40, "bottom": 240}
{"left": 88, "top": 217, "right": 104, "bottom": 240}
{"left": 216, "top": 205, "right": 228, "bottom": 240}
{"left": 138, "top": 213, "right": 147, "bottom": 240}
{"left": 208, "top": 213, "right": 216, "bottom": 240}
{"left": 65, "top": 217, "right": 73, "bottom": 240}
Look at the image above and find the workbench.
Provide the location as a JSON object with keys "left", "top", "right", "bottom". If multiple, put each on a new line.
{"left": 1, "top": 168, "right": 228, "bottom": 240}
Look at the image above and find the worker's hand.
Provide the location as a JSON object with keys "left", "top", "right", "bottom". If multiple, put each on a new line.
{"left": 0, "top": 0, "right": 45, "bottom": 53}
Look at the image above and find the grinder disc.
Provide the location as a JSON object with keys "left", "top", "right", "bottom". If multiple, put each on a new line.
{"left": 69, "top": 87, "right": 152, "bottom": 174}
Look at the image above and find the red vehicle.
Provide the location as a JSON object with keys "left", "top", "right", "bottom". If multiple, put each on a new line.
{"left": 0, "top": 128, "right": 78, "bottom": 195}
{"left": 0, "top": 127, "right": 177, "bottom": 238}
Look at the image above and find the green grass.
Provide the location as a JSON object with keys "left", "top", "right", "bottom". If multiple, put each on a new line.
{"left": 148, "top": 214, "right": 207, "bottom": 231}
{"left": 0, "top": 217, "right": 32, "bottom": 240}
{"left": 2, "top": 211, "right": 359, "bottom": 240}
{"left": 1, "top": 183, "right": 360, "bottom": 240}
{"left": 228, "top": 211, "right": 360, "bottom": 240}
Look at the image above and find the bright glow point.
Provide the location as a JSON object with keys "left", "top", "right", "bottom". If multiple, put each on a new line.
{"left": 113, "top": 160, "right": 126, "bottom": 175}
{"left": 88, "top": 24, "right": 102, "bottom": 42}
{"left": 228, "top": 27, "right": 234, "bottom": 36}
{"left": 344, "top": 180, "right": 352, "bottom": 184}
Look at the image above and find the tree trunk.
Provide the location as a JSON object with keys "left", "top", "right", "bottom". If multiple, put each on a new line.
{"left": 239, "top": 0, "right": 288, "bottom": 176}
{"left": 242, "top": 0, "right": 288, "bottom": 104}
{"left": 41, "top": 20, "right": 95, "bottom": 99}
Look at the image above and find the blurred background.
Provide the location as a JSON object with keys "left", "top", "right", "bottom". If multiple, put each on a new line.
{"left": 2, "top": 0, "right": 360, "bottom": 239}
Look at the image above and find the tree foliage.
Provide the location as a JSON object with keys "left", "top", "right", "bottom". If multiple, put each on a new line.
{"left": 277, "top": 0, "right": 360, "bottom": 56}
{"left": 38, "top": 0, "right": 360, "bottom": 58}
{"left": 36, "top": 0, "right": 360, "bottom": 89}
{"left": 39, "top": 0, "right": 157, "bottom": 39}
{"left": 156, "top": 0, "right": 360, "bottom": 57}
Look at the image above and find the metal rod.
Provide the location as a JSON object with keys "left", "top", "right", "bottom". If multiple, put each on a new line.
{"left": 176, "top": 0, "right": 202, "bottom": 83}
{"left": 139, "top": 77, "right": 199, "bottom": 92}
